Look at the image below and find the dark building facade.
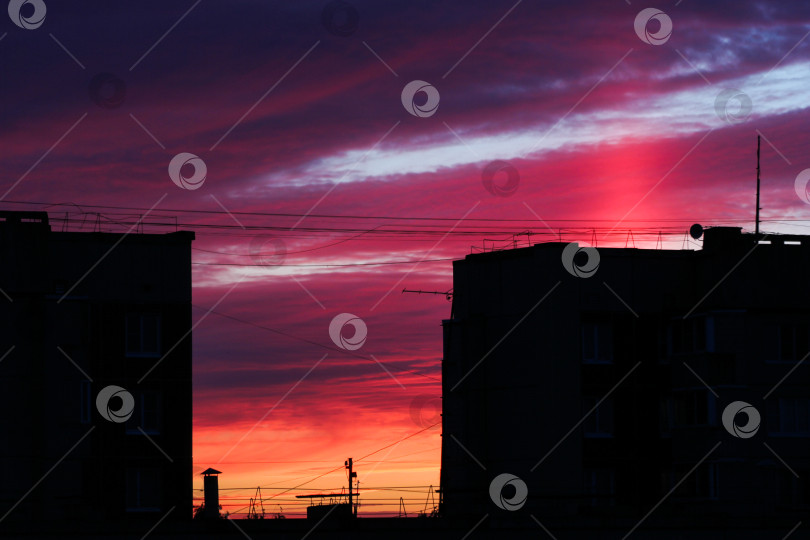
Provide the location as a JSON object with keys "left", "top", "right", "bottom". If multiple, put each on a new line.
{"left": 441, "top": 227, "right": 810, "bottom": 529}
{"left": 0, "top": 211, "right": 194, "bottom": 522}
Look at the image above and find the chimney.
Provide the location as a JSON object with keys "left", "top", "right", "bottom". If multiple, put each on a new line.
{"left": 200, "top": 468, "right": 222, "bottom": 519}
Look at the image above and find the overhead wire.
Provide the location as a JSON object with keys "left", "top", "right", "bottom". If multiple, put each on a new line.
{"left": 220, "top": 421, "right": 441, "bottom": 516}
{"left": 193, "top": 305, "right": 441, "bottom": 382}
{"left": 1, "top": 198, "right": 787, "bottom": 223}
{"left": 192, "top": 258, "right": 455, "bottom": 268}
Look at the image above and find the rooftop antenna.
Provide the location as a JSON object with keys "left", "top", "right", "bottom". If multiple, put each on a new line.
{"left": 755, "top": 135, "right": 762, "bottom": 234}
{"left": 421, "top": 484, "right": 437, "bottom": 517}
{"left": 247, "top": 486, "right": 265, "bottom": 519}
{"left": 402, "top": 288, "right": 453, "bottom": 301}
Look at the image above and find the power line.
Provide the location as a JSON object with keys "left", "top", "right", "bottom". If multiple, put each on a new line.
{"left": 220, "top": 421, "right": 441, "bottom": 516}
{"left": 192, "top": 227, "right": 381, "bottom": 257}
{"left": 48, "top": 216, "right": 699, "bottom": 235}
{"left": 192, "top": 258, "right": 455, "bottom": 268}
{"left": 197, "top": 446, "right": 442, "bottom": 473}
{"left": 3, "top": 198, "right": 798, "bottom": 224}
{"left": 355, "top": 422, "right": 441, "bottom": 464}
{"left": 201, "top": 486, "right": 436, "bottom": 494}
{"left": 194, "top": 305, "right": 441, "bottom": 382}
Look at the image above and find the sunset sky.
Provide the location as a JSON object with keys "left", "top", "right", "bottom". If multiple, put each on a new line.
{"left": 2, "top": 0, "right": 810, "bottom": 517}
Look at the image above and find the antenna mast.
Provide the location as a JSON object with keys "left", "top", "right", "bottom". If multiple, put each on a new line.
{"left": 402, "top": 288, "right": 453, "bottom": 301}
{"left": 755, "top": 135, "right": 762, "bottom": 234}
{"left": 345, "top": 458, "right": 357, "bottom": 516}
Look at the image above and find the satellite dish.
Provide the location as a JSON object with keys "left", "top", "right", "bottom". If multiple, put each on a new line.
{"left": 689, "top": 224, "right": 704, "bottom": 240}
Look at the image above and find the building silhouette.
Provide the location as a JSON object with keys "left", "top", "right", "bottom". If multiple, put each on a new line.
{"left": 0, "top": 211, "right": 194, "bottom": 522}
{"left": 2, "top": 210, "right": 804, "bottom": 538}
{"left": 441, "top": 227, "right": 809, "bottom": 529}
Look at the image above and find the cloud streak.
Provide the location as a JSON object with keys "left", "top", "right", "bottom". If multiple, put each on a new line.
{"left": 2, "top": 0, "right": 810, "bottom": 517}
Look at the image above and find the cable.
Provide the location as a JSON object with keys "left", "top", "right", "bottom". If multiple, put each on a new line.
{"left": 355, "top": 421, "right": 440, "bottom": 464}
{"left": 2, "top": 198, "right": 784, "bottom": 223}
{"left": 218, "top": 420, "right": 441, "bottom": 517}
{"left": 205, "top": 446, "right": 441, "bottom": 469}
{"left": 49, "top": 216, "right": 698, "bottom": 235}
{"left": 194, "top": 305, "right": 441, "bottom": 382}
{"left": 192, "top": 226, "right": 382, "bottom": 257}
{"left": 192, "top": 258, "right": 455, "bottom": 268}
{"left": 209, "top": 485, "right": 437, "bottom": 492}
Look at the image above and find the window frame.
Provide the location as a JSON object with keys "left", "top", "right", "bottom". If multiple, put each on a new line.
{"left": 673, "top": 388, "right": 717, "bottom": 427}
{"left": 670, "top": 463, "right": 719, "bottom": 500}
{"left": 581, "top": 321, "right": 614, "bottom": 364}
{"left": 659, "top": 395, "right": 674, "bottom": 437}
{"left": 668, "top": 315, "right": 714, "bottom": 356}
{"left": 80, "top": 380, "right": 92, "bottom": 424}
{"left": 582, "top": 397, "right": 614, "bottom": 438}
{"left": 125, "top": 312, "right": 162, "bottom": 358}
{"left": 126, "top": 390, "right": 162, "bottom": 435}
{"left": 125, "top": 468, "right": 163, "bottom": 512}
{"left": 582, "top": 468, "right": 615, "bottom": 506}
{"left": 768, "top": 397, "right": 810, "bottom": 437}
{"left": 769, "top": 323, "right": 810, "bottom": 364}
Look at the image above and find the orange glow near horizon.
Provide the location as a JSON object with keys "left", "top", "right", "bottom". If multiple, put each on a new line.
{"left": 192, "top": 419, "right": 442, "bottom": 518}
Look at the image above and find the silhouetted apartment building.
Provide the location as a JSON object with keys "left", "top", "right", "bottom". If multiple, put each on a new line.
{"left": 0, "top": 211, "right": 194, "bottom": 522}
{"left": 441, "top": 227, "right": 810, "bottom": 528}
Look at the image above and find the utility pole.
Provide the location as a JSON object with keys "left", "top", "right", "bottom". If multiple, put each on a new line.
{"left": 755, "top": 135, "right": 762, "bottom": 234}
{"left": 345, "top": 458, "right": 357, "bottom": 516}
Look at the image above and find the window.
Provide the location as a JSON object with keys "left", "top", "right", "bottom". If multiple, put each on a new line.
{"left": 582, "top": 322, "right": 613, "bottom": 363}
{"left": 660, "top": 469, "right": 674, "bottom": 495}
{"left": 80, "top": 381, "right": 92, "bottom": 424}
{"left": 776, "top": 324, "right": 809, "bottom": 363}
{"left": 583, "top": 397, "right": 613, "bottom": 437}
{"left": 126, "top": 392, "right": 162, "bottom": 435}
{"left": 670, "top": 463, "right": 719, "bottom": 499}
{"left": 778, "top": 469, "right": 810, "bottom": 506}
{"left": 768, "top": 398, "right": 810, "bottom": 436}
{"left": 674, "top": 389, "right": 716, "bottom": 427}
{"left": 126, "top": 313, "right": 161, "bottom": 357}
{"left": 669, "top": 316, "right": 713, "bottom": 355}
{"left": 659, "top": 396, "right": 674, "bottom": 437}
{"left": 583, "top": 468, "right": 615, "bottom": 506}
{"left": 126, "top": 468, "right": 163, "bottom": 511}
{"left": 657, "top": 325, "right": 669, "bottom": 363}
